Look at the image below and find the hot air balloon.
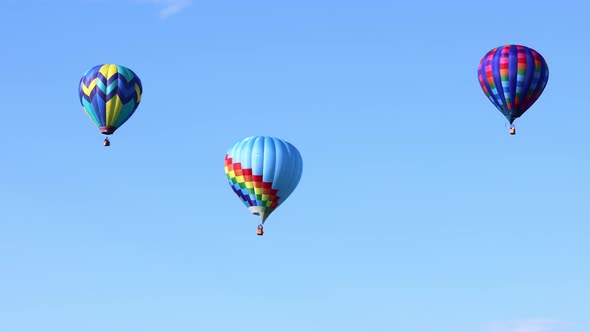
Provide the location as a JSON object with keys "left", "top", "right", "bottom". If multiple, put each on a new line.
{"left": 477, "top": 45, "right": 549, "bottom": 135}
{"left": 224, "top": 136, "right": 303, "bottom": 236}
{"left": 79, "top": 64, "right": 143, "bottom": 146}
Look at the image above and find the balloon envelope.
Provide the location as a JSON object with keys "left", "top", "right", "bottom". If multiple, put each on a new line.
{"left": 477, "top": 45, "right": 549, "bottom": 124}
{"left": 224, "top": 136, "right": 303, "bottom": 223}
{"left": 79, "top": 64, "right": 143, "bottom": 135}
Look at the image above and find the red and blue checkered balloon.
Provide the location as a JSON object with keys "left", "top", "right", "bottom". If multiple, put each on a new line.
{"left": 478, "top": 45, "right": 549, "bottom": 124}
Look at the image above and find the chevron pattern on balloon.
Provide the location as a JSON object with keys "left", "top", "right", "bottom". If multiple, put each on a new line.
{"left": 78, "top": 64, "right": 143, "bottom": 134}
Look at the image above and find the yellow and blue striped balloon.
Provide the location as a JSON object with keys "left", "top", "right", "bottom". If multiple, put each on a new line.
{"left": 79, "top": 64, "right": 143, "bottom": 135}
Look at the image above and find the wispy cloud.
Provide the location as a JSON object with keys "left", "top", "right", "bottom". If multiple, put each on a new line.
{"left": 142, "top": 0, "right": 192, "bottom": 18}
{"left": 482, "top": 319, "right": 567, "bottom": 332}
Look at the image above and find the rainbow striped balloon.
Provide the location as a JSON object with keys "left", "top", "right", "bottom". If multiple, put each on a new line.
{"left": 79, "top": 64, "right": 143, "bottom": 135}
{"left": 225, "top": 136, "right": 303, "bottom": 224}
{"left": 478, "top": 45, "right": 549, "bottom": 124}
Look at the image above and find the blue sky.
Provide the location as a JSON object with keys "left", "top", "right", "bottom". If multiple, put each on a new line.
{"left": 0, "top": 1, "right": 589, "bottom": 331}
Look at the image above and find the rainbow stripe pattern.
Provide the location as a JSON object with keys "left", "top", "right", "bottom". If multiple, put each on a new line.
{"left": 79, "top": 64, "right": 143, "bottom": 135}
{"left": 478, "top": 45, "right": 549, "bottom": 124}
{"left": 225, "top": 136, "right": 303, "bottom": 223}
